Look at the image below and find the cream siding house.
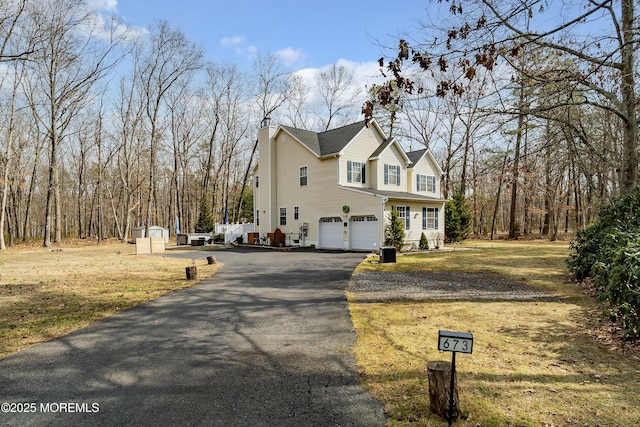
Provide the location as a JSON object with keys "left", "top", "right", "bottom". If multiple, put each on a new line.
{"left": 253, "top": 119, "right": 446, "bottom": 250}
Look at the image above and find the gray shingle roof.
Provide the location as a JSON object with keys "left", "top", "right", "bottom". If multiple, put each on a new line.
{"left": 369, "top": 138, "right": 394, "bottom": 159}
{"left": 406, "top": 149, "right": 427, "bottom": 168}
{"left": 281, "top": 121, "right": 368, "bottom": 157}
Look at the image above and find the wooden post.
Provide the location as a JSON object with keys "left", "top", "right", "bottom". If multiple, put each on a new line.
{"left": 185, "top": 266, "right": 198, "bottom": 280}
{"left": 427, "top": 360, "right": 460, "bottom": 422}
{"left": 207, "top": 255, "right": 217, "bottom": 265}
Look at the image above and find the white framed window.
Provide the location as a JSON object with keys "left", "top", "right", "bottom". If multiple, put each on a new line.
{"left": 294, "top": 206, "right": 300, "bottom": 220}
{"left": 427, "top": 176, "right": 437, "bottom": 193}
{"left": 384, "top": 164, "right": 401, "bottom": 186}
{"left": 347, "top": 161, "right": 365, "bottom": 183}
{"left": 299, "top": 166, "right": 308, "bottom": 186}
{"left": 279, "top": 207, "right": 287, "bottom": 226}
{"left": 423, "top": 207, "right": 439, "bottom": 229}
{"left": 396, "top": 206, "right": 410, "bottom": 229}
{"left": 417, "top": 174, "right": 426, "bottom": 192}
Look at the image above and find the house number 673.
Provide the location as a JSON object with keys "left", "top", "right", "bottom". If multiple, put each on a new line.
{"left": 438, "top": 331, "right": 474, "bottom": 354}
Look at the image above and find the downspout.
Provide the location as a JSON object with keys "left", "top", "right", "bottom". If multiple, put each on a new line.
{"left": 380, "top": 196, "right": 389, "bottom": 251}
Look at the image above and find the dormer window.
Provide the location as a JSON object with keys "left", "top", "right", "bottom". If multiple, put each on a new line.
{"left": 384, "top": 164, "right": 401, "bottom": 186}
{"left": 347, "top": 161, "right": 365, "bottom": 183}
{"left": 427, "top": 176, "right": 436, "bottom": 193}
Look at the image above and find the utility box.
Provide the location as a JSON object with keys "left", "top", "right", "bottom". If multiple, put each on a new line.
{"left": 380, "top": 246, "right": 396, "bottom": 263}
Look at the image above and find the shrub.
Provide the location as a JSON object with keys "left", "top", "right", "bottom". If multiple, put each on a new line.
{"left": 419, "top": 232, "right": 429, "bottom": 250}
{"left": 567, "top": 186, "right": 640, "bottom": 337}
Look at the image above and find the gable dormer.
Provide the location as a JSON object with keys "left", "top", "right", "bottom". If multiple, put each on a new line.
{"left": 368, "top": 137, "right": 411, "bottom": 191}
{"left": 407, "top": 149, "right": 443, "bottom": 197}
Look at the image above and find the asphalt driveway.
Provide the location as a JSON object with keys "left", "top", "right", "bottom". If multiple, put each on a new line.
{"left": 0, "top": 249, "right": 386, "bottom": 426}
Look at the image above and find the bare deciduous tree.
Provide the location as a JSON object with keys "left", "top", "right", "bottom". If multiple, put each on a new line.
{"left": 135, "top": 20, "right": 204, "bottom": 235}
{"left": 22, "top": 0, "right": 127, "bottom": 247}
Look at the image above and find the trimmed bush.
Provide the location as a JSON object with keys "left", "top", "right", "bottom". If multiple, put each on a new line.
{"left": 419, "top": 232, "right": 429, "bottom": 250}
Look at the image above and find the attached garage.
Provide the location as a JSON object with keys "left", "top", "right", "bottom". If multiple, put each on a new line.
{"left": 318, "top": 217, "right": 344, "bottom": 249}
{"left": 349, "top": 216, "right": 379, "bottom": 250}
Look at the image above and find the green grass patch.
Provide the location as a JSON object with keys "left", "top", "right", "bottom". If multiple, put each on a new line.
{"left": 349, "top": 241, "right": 640, "bottom": 426}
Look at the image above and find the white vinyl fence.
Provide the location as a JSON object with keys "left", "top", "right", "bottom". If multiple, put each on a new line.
{"left": 215, "top": 223, "right": 255, "bottom": 244}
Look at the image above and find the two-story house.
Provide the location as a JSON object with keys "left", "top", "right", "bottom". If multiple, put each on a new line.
{"left": 253, "top": 119, "right": 446, "bottom": 250}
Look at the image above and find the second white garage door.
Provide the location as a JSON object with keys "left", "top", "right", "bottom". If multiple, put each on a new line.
{"left": 349, "top": 216, "right": 379, "bottom": 250}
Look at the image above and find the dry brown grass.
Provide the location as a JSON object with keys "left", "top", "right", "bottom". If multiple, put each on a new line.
{"left": 0, "top": 240, "right": 220, "bottom": 359}
{"left": 349, "top": 240, "right": 640, "bottom": 426}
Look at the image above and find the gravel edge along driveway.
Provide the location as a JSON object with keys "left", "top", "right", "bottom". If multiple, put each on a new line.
{"left": 347, "top": 270, "right": 563, "bottom": 303}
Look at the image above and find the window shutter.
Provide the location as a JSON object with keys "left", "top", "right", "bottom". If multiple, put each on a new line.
{"left": 406, "top": 206, "right": 410, "bottom": 229}
{"left": 347, "top": 161, "right": 352, "bottom": 182}
{"left": 432, "top": 176, "right": 436, "bottom": 193}
{"left": 435, "top": 208, "right": 439, "bottom": 229}
{"left": 397, "top": 165, "right": 401, "bottom": 186}
{"left": 384, "top": 164, "right": 389, "bottom": 185}
{"left": 422, "top": 207, "right": 427, "bottom": 229}
{"left": 362, "top": 164, "right": 366, "bottom": 184}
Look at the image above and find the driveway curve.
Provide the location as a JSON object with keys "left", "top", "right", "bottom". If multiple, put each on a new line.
{"left": 0, "top": 249, "right": 386, "bottom": 427}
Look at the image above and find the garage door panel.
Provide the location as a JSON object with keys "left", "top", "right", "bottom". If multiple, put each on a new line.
{"left": 350, "top": 216, "right": 378, "bottom": 250}
{"left": 319, "top": 217, "right": 343, "bottom": 249}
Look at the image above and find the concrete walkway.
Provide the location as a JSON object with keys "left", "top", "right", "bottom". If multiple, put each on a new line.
{"left": 0, "top": 249, "right": 386, "bottom": 426}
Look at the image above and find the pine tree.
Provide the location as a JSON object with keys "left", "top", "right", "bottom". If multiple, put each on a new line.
{"left": 445, "top": 199, "right": 459, "bottom": 243}
{"left": 385, "top": 207, "right": 405, "bottom": 250}
{"left": 195, "top": 198, "right": 215, "bottom": 233}
{"left": 453, "top": 189, "right": 472, "bottom": 241}
{"left": 445, "top": 189, "right": 472, "bottom": 243}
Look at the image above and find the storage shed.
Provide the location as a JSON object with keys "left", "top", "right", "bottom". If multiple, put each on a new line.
{"left": 132, "top": 226, "right": 170, "bottom": 244}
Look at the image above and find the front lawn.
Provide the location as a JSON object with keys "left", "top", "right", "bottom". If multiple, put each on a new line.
{"left": 348, "top": 241, "right": 640, "bottom": 426}
{"left": 0, "top": 241, "right": 219, "bottom": 359}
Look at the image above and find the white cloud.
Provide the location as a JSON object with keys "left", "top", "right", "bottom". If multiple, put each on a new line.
{"left": 220, "top": 35, "right": 246, "bottom": 47}
{"left": 287, "top": 59, "right": 386, "bottom": 121}
{"left": 85, "top": 0, "right": 118, "bottom": 12}
{"left": 334, "top": 59, "right": 386, "bottom": 91}
{"left": 220, "top": 35, "right": 258, "bottom": 60}
{"left": 275, "top": 47, "right": 306, "bottom": 67}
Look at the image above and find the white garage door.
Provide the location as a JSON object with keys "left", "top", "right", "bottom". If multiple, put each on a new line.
{"left": 350, "top": 216, "right": 379, "bottom": 250}
{"left": 319, "top": 217, "right": 344, "bottom": 249}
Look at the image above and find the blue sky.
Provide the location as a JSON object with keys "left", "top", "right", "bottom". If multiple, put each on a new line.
{"left": 96, "top": 0, "right": 432, "bottom": 71}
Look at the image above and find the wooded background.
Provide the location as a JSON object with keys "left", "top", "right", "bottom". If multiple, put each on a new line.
{"left": 1, "top": 0, "right": 637, "bottom": 248}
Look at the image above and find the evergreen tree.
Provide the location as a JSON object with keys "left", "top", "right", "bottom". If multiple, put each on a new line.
{"left": 419, "top": 232, "right": 429, "bottom": 250}
{"left": 445, "top": 199, "right": 460, "bottom": 243}
{"left": 453, "top": 189, "right": 472, "bottom": 241}
{"left": 385, "top": 207, "right": 405, "bottom": 250}
{"left": 445, "top": 189, "right": 473, "bottom": 243}
{"left": 195, "top": 198, "right": 215, "bottom": 233}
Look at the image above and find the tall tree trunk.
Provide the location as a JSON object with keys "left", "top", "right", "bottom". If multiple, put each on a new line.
{"left": 509, "top": 85, "right": 526, "bottom": 239}
{"left": 542, "top": 138, "right": 553, "bottom": 236}
{"left": 491, "top": 151, "right": 509, "bottom": 240}
{"left": 619, "top": 0, "right": 638, "bottom": 194}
